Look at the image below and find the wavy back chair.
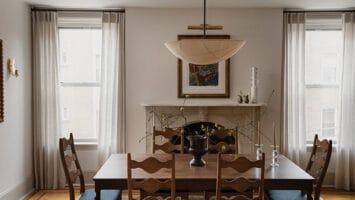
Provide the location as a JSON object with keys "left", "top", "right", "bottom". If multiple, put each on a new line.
{"left": 153, "top": 126, "right": 184, "bottom": 153}
{"left": 59, "top": 133, "right": 120, "bottom": 200}
{"left": 127, "top": 153, "right": 176, "bottom": 200}
{"left": 216, "top": 153, "right": 265, "bottom": 200}
{"left": 267, "top": 134, "right": 332, "bottom": 200}
{"left": 306, "top": 134, "right": 332, "bottom": 200}
{"left": 208, "top": 127, "right": 238, "bottom": 154}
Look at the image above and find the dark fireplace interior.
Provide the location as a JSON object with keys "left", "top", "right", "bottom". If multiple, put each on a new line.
{"left": 170, "top": 122, "right": 235, "bottom": 153}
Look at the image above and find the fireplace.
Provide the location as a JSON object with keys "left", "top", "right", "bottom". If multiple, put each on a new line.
{"left": 143, "top": 102, "right": 265, "bottom": 154}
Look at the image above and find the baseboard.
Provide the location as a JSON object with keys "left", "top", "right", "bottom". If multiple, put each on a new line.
{"left": 19, "top": 189, "right": 36, "bottom": 200}
{"left": 0, "top": 177, "right": 34, "bottom": 200}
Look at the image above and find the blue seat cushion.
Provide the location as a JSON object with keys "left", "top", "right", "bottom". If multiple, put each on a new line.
{"left": 79, "top": 189, "right": 120, "bottom": 200}
{"left": 266, "top": 190, "right": 307, "bottom": 200}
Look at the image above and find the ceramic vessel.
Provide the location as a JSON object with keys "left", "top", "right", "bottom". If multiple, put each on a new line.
{"left": 187, "top": 135, "right": 208, "bottom": 167}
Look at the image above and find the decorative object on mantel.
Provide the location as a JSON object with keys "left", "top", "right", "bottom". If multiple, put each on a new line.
{"left": 243, "top": 94, "right": 249, "bottom": 104}
{"left": 7, "top": 58, "right": 19, "bottom": 77}
{"left": 250, "top": 67, "right": 258, "bottom": 104}
{"left": 164, "top": 0, "right": 245, "bottom": 65}
{"left": 178, "top": 35, "right": 230, "bottom": 98}
{"left": 237, "top": 91, "right": 243, "bottom": 104}
{"left": 0, "top": 39, "right": 4, "bottom": 123}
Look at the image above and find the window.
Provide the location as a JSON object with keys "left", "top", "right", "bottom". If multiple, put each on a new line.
{"left": 321, "top": 108, "right": 336, "bottom": 138}
{"left": 58, "top": 14, "right": 102, "bottom": 142}
{"left": 304, "top": 14, "right": 343, "bottom": 142}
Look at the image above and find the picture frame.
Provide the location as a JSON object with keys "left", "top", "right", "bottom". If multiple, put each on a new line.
{"left": 177, "top": 35, "right": 230, "bottom": 98}
{"left": 0, "top": 39, "right": 3, "bottom": 122}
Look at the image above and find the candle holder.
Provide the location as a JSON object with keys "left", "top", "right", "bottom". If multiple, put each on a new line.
{"left": 255, "top": 144, "right": 263, "bottom": 159}
{"left": 270, "top": 145, "right": 279, "bottom": 167}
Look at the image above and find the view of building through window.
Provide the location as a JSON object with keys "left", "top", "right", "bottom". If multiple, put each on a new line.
{"left": 305, "top": 29, "right": 342, "bottom": 142}
{"left": 59, "top": 28, "right": 102, "bottom": 141}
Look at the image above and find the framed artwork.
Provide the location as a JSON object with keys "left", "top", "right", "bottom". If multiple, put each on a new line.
{"left": 177, "top": 35, "right": 230, "bottom": 98}
{"left": 0, "top": 39, "right": 3, "bottom": 122}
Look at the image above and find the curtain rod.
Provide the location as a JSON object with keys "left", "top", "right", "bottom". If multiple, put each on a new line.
{"left": 284, "top": 9, "right": 355, "bottom": 13}
{"left": 31, "top": 7, "right": 125, "bottom": 13}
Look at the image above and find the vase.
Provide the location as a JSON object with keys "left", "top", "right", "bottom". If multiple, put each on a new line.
{"left": 187, "top": 135, "right": 208, "bottom": 167}
{"left": 250, "top": 67, "right": 258, "bottom": 104}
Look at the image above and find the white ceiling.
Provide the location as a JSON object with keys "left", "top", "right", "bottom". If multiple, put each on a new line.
{"left": 25, "top": 0, "right": 355, "bottom": 9}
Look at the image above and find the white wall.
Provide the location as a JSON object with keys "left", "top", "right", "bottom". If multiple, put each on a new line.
{"left": 0, "top": 0, "right": 33, "bottom": 199}
{"left": 125, "top": 8, "right": 283, "bottom": 153}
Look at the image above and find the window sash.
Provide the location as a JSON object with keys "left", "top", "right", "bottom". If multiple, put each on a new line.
{"left": 60, "top": 82, "right": 100, "bottom": 87}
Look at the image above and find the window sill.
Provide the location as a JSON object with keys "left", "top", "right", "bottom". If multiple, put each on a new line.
{"left": 74, "top": 142, "right": 98, "bottom": 150}
{"left": 306, "top": 144, "right": 337, "bottom": 152}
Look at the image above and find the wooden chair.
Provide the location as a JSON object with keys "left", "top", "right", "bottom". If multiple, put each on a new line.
{"left": 216, "top": 153, "right": 265, "bottom": 200}
{"left": 59, "top": 133, "right": 120, "bottom": 200}
{"left": 306, "top": 134, "right": 332, "bottom": 200}
{"left": 208, "top": 127, "right": 238, "bottom": 154}
{"left": 127, "top": 153, "right": 184, "bottom": 200}
{"left": 153, "top": 126, "right": 185, "bottom": 153}
{"left": 267, "top": 134, "right": 332, "bottom": 200}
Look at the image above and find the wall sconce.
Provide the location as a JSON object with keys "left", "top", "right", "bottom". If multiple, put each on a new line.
{"left": 8, "top": 59, "right": 19, "bottom": 77}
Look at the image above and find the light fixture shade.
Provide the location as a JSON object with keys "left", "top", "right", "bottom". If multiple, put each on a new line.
{"left": 165, "top": 39, "right": 246, "bottom": 65}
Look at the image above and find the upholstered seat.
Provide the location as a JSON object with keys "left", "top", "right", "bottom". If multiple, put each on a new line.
{"left": 79, "top": 189, "right": 120, "bottom": 200}
{"left": 59, "top": 133, "right": 121, "bottom": 200}
{"left": 266, "top": 190, "right": 306, "bottom": 200}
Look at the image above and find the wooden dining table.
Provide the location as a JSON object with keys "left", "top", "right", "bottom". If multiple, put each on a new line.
{"left": 93, "top": 153, "right": 314, "bottom": 200}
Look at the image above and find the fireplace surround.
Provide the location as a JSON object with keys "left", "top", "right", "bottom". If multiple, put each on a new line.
{"left": 143, "top": 102, "right": 266, "bottom": 154}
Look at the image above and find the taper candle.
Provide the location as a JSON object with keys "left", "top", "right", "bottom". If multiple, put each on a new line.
{"left": 258, "top": 121, "right": 260, "bottom": 145}
{"left": 273, "top": 122, "right": 276, "bottom": 146}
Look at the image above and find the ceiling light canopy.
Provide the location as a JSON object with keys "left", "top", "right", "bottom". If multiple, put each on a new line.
{"left": 165, "top": 0, "right": 246, "bottom": 65}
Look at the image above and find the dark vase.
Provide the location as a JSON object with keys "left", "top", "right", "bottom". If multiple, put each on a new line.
{"left": 187, "top": 135, "right": 208, "bottom": 167}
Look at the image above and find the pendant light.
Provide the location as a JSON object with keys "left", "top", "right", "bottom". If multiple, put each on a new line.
{"left": 165, "top": 0, "right": 246, "bottom": 65}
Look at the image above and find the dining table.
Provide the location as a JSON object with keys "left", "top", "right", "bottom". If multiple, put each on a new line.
{"left": 93, "top": 153, "right": 314, "bottom": 200}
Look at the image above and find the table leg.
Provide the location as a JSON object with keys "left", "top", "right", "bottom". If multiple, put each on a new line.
{"left": 306, "top": 182, "right": 313, "bottom": 200}
{"left": 95, "top": 185, "right": 101, "bottom": 200}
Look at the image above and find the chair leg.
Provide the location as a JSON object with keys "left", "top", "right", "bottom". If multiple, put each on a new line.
{"left": 314, "top": 190, "right": 320, "bottom": 200}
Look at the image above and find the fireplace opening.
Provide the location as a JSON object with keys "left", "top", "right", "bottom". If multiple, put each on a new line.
{"left": 171, "top": 121, "right": 236, "bottom": 153}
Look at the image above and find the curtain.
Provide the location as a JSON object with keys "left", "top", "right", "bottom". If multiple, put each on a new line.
{"left": 335, "top": 12, "right": 355, "bottom": 191}
{"left": 282, "top": 13, "right": 308, "bottom": 167}
{"left": 98, "top": 12, "right": 126, "bottom": 165}
{"left": 32, "top": 11, "right": 63, "bottom": 189}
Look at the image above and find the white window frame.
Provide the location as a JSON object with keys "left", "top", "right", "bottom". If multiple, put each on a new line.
{"left": 58, "top": 12, "right": 102, "bottom": 144}
{"left": 304, "top": 13, "right": 342, "bottom": 145}
{"left": 321, "top": 108, "right": 336, "bottom": 139}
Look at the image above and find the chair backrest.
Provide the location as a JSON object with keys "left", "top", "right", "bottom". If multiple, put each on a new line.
{"left": 216, "top": 153, "right": 265, "bottom": 200}
{"left": 127, "top": 153, "right": 176, "bottom": 200}
{"left": 59, "top": 133, "right": 85, "bottom": 200}
{"left": 208, "top": 127, "right": 238, "bottom": 154}
{"left": 153, "top": 126, "right": 184, "bottom": 153}
{"left": 305, "top": 134, "right": 332, "bottom": 199}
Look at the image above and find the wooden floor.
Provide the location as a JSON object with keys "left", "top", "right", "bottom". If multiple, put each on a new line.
{"left": 26, "top": 189, "right": 355, "bottom": 200}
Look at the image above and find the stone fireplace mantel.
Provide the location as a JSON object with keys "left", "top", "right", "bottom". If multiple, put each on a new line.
{"left": 142, "top": 102, "right": 266, "bottom": 154}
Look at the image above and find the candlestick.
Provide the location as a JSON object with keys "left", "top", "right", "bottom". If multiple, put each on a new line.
{"left": 273, "top": 122, "right": 276, "bottom": 146}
